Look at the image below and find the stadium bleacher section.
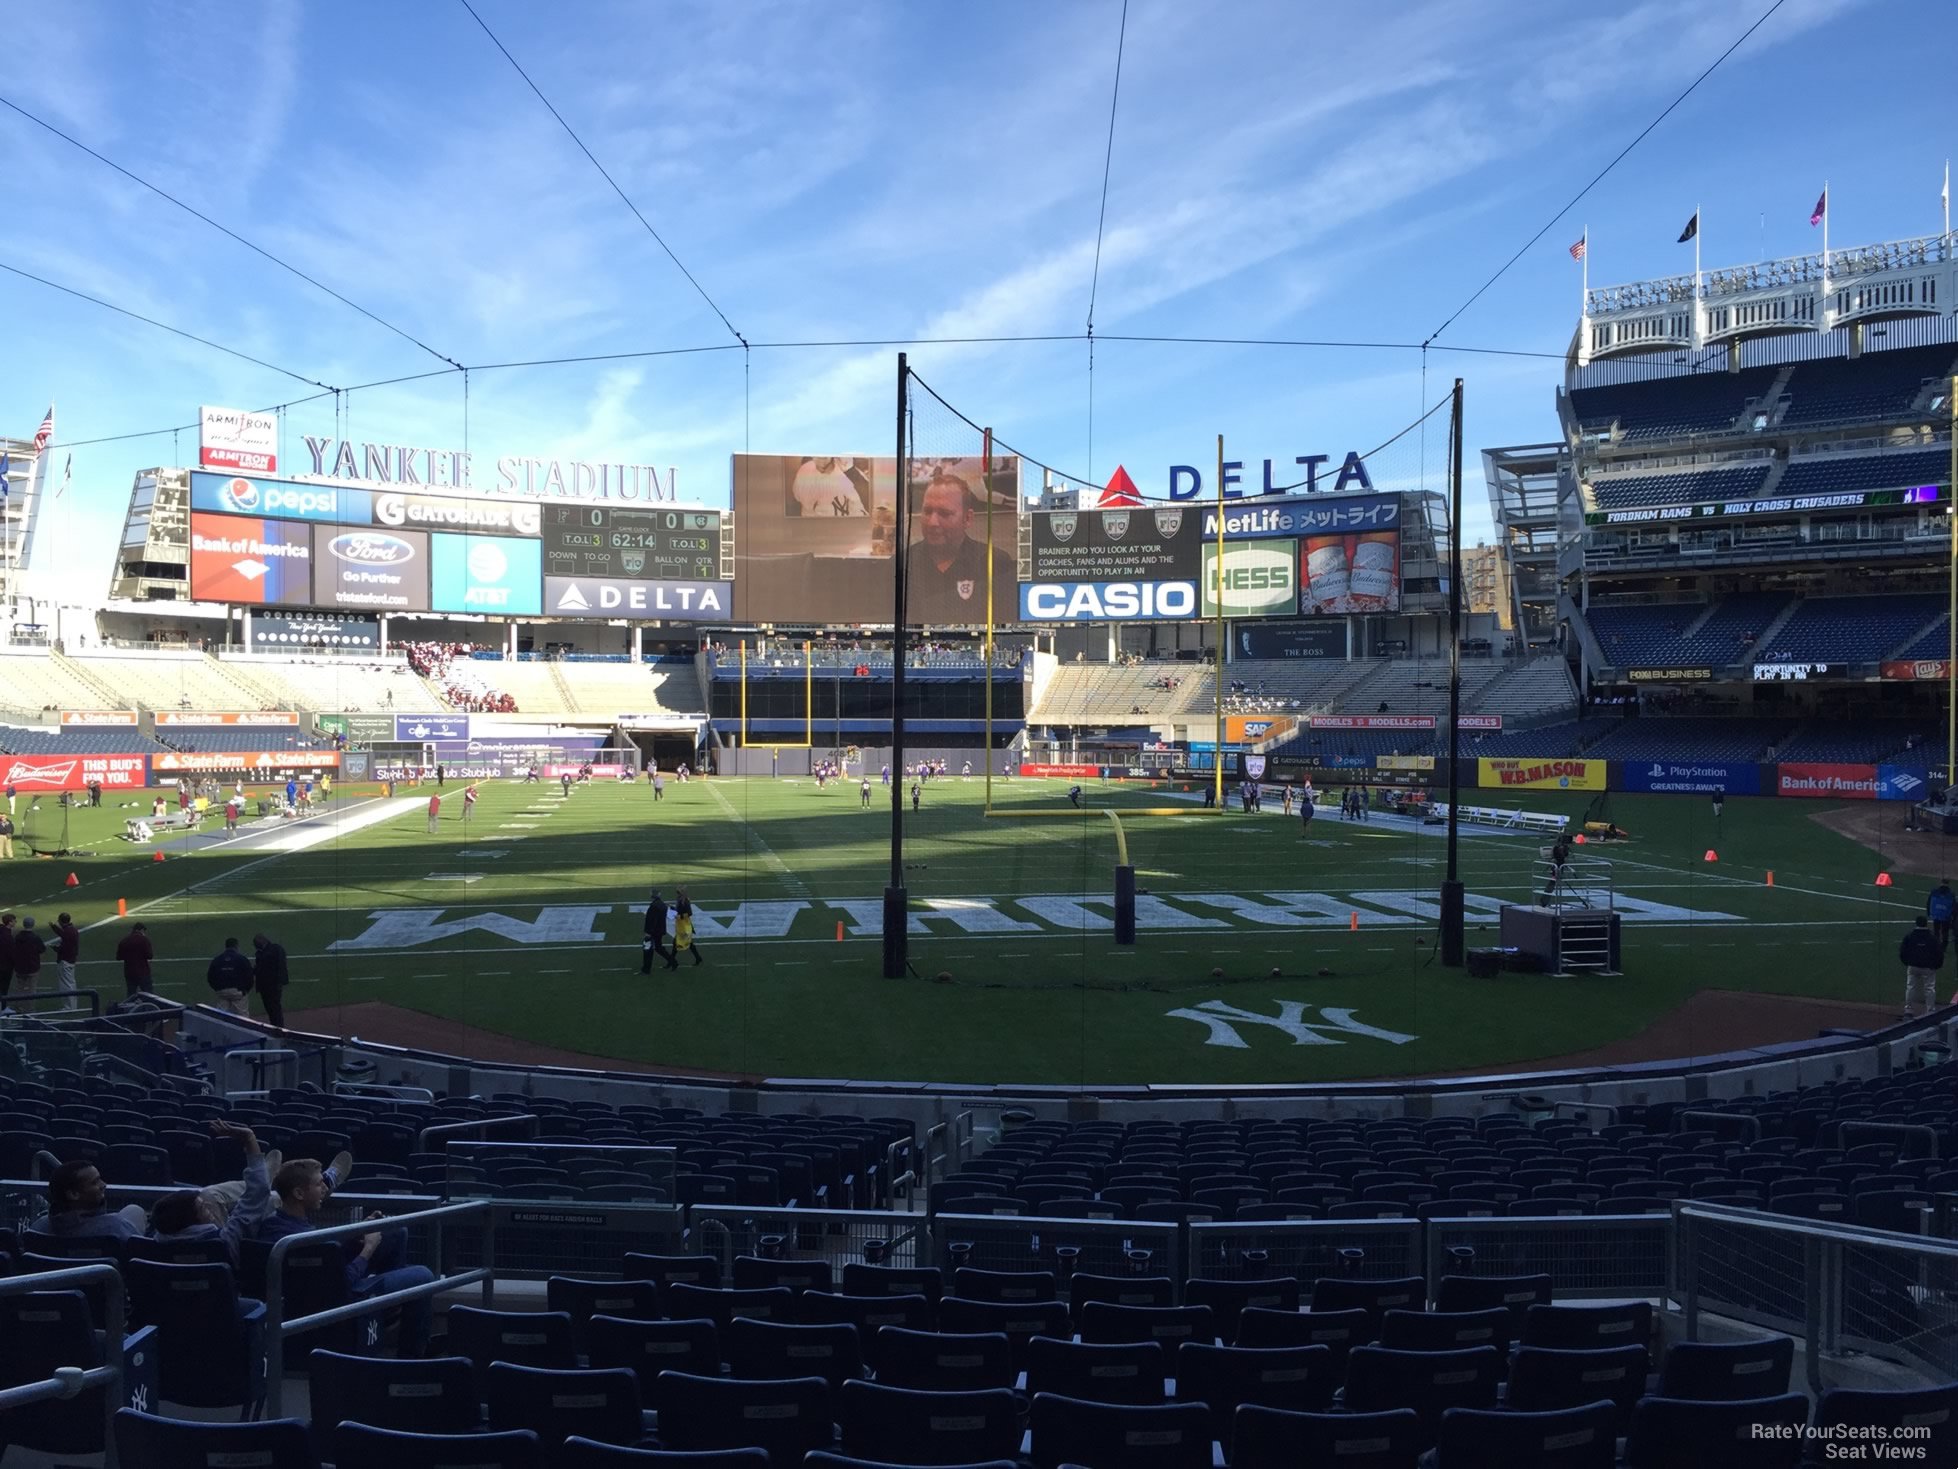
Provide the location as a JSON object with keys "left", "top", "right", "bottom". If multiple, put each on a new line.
{"left": 0, "top": 724, "right": 168, "bottom": 754}
{"left": 1774, "top": 344, "right": 1957, "bottom": 427}
{"left": 1587, "top": 464, "right": 1771, "bottom": 512}
{"left": 1776, "top": 447, "right": 1950, "bottom": 498}
{"left": 1568, "top": 365, "right": 1780, "bottom": 442}
{"left": 223, "top": 657, "right": 449, "bottom": 713}
{"left": 1586, "top": 594, "right": 1790, "bottom": 670}
{"left": 0, "top": 649, "right": 132, "bottom": 715}
{"left": 1752, "top": 594, "right": 1944, "bottom": 664}
{"left": 65, "top": 650, "right": 270, "bottom": 711}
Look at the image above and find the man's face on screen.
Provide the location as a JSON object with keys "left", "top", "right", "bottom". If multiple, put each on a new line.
{"left": 919, "top": 483, "right": 971, "bottom": 551}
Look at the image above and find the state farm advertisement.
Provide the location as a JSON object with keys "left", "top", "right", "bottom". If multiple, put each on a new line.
{"left": 1776, "top": 763, "right": 1878, "bottom": 800}
{"left": 60, "top": 711, "right": 138, "bottom": 726}
{"left": 199, "top": 405, "right": 279, "bottom": 474}
{"left": 2, "top": 754, "right": 148, "bottom": 792}
{"left": 154, "top": 710, "right": 300, "bottom": 727}
{"left": 1020, "top": 763, "right": 1103, "bottom": 778}
{"left": 153, "top": 751, "right": 340, "bottom": 774}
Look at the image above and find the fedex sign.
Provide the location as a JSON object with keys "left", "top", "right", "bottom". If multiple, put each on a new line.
{"left": 1168, "top": 452, "right": 1376, "bottom": 501}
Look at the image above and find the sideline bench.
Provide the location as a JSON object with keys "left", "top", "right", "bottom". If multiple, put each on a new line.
{"left": 1429, "top": 803, "right": 1568, "bottom": 834}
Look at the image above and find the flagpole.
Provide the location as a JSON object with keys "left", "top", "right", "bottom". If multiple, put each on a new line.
{"left": 1944, "top": 162, "right": 1950, "bottom": 251}
{"left": 1694, "top": 202, "right": 1701, "bottom": 289}
{"left": 1822, "top": 180, "right": 1830, "bottom": 271}
{"left": 1581, "top": 227, "right": 1588, "bottom": 316}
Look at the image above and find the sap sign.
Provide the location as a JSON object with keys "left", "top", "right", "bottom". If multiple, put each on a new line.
{"left": 1168, "top": 453, "right": 1375, "bottom": 501}
{"left": 190, "top": 472, "right": 368, "bottom": 525}
{"left": 1202, "top": 540, "right": 1296, "bottom": 618}
{"left": 1019, "top": 580, "right": 1198, "bottom": 622}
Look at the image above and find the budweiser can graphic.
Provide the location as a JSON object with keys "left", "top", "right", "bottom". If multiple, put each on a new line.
{"left": 1303, "top": 536, "right": 1350, "bottom": 613}
{"left": 1348, "top": 533, "right": 1398, "bottom": 610}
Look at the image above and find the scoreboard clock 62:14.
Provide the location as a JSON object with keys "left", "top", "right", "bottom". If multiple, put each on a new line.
{"left": 543, "top": 505, "right": 722, "bottom": 580}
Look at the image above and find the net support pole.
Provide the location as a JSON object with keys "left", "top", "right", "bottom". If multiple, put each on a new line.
{"left": 1948, "top": 373, "right": 1956, "bottom": 790}
{"left": 984, "top": 427, "right": 995, "bottom": 815}
{"left": 1213, "top": 432, "right": 1226, "bottom": 807}
{"left": 1108, "top": 811, "right": 1136, "bottom": 946}
{"left": 1440, "top": 377, "right": 1468, "bottom": 967}
{"left": 885, "top": 353, "right": 910, "bottom": 979}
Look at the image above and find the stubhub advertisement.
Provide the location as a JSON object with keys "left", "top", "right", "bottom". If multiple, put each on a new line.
{"left": 1619, "top": 761, "right": 1762, "bottom": 796}
{"left": 431, "top": 533, "right": 541, "bottom": 615}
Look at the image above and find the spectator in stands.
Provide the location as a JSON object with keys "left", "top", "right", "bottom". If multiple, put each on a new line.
{"left": 206, "top": 936, "right": 255, "bottom": 1016}
{"left": 260, "top": 1156, "right": 433, "bottom": 1356}
{"left": 1902, "top": 917, "right": 1946, "bottom": 1019}
{"left": 1930, "top": 880, "right": 1956, "bottom": 947}
{"left": 252, "top": 933, "right": 290, "bottom": 1029}
{"left": 13, "top": 917, "right": 46, "bottom": 997}
{"left": 116, "top": 922, "right": 154, "bottom": 999}
{"left": 150, "top": 1122, "right": 273, "bottom": 1265}
{"left": 29, "top": 1158, "right": 153, "bottom": 1240}
{"left": 52, "top": 912, "right": 80, "bottom": 1009}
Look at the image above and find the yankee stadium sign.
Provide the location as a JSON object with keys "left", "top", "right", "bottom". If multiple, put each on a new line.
{"left": 301, "top": 436, "right": 674, "bottom": 502}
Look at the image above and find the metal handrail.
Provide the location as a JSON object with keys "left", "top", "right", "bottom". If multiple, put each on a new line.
{"left": 417, "top": 1114, "right": 539, "bottom": 1153}
{"left": 1674, "top": 1199, "right": 1958, "bottom": 1258}
{"left": 0, "top": 987, "right": 104, "bottom": 1018}
{"left": 262, "top": 1198, "right": 494, "bottom": 1417}
{"left": 0, "top": 1263, "right": 128, "bottom": 1467}
{"left": 219, "top": 1045, "right": 301, "bottom": 1097}
{"left": 1836, "top": 1120, "right": 1940, "bottom": 1158}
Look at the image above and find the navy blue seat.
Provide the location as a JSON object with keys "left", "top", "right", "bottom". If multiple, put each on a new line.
{"left": 1379, "top": 1306, "right": 1514, "bottom": 1353}
{"left": 1235, "top": 1305, "right": 1367, "bottom": 1370}
{"left": 1024, "top": 1334, "right": 1167, "bottom": 1405}
{"left": 839, "top": 1263, "right": 942, "bottom": 1303}
{"left": 731, "top": 1255, "right": 832, "bottom": 1294}
{"left": 487, "top": 1363, "right": 646, "bottom": 1458}
{"left": 587, "top": 1315, "right": 723, "bottom": 1386}
{"left": 951, "top": 1266, "right": 1056, "bottom": 1302}
{"left": 1067, "top": 1271, "right": 1175, "bottom": 1315}
{"left": 333, "top": 1423, "right": 541, "bottom": 1468}
{"left": 1077, "top": 1300, "right": 1214, "bottom": 1347}
{"left": 126, "top": 1235, "right": 236, "bottom": 1268}
{"left": 562, "top": 1445, "right": 766, "bottom": 1467}
{"left": 1432, "top": 1271, "right": 1552, "bottom": 1326}
{"left": 798, "top": 1290, "right": 935, "bottom": 1337}
{"left": 1520, "top": 1300, "right": 1651, "bottom": 1350}
{"left": 1232, "top": 1404, "right": 1422, "bottom": 1469}
{"left": 663, "top": 1283, "right": 794, "bottom": 1329}
{"left": 103, "top": 1141, "right": 174, "bottom": 1186}
{"left": 309, "top": 1350, "right": 480, "bottom": 1458}
{"left": 934, "top": 1297, "right": 1071, "bottom": 1371}
{"left": 447, "top": 1306, "right": 578, "bottom": 1384}
{"left": 808, "top": 1458, "right": 1012, "bottom": 1469}
{"left": 1342, "top": 1345, "right": 1504, "bottom": 1449}
{"left": 1308, "top": 1275, "right": 1424, "bottom": 1338}
{"left": 1815, "top": 1383, "right": 1958, "bottom": 1464}
{"left": 650, "top": 1371, "right": 831, "bottom": 1464}
{"left": 868, "top": 1326, "right": 1014, "bottom": 1391}
{"left": 114, "top": 1409, "right": 317, "bottom": 1468}
{"left": 1026, "top": 1393, "right": 1211, "bottom": 1469}
{"left": 1174, "top": 1341, "right": 1337, "bottom": 1451}
{"left": 1506, "top": 1344, "right": 1648, "bottom": 1428}
{"left": 1433, "top": 1401, "right": 1617, "bottom": 1468}
{"left": 546, "top": 1277, "right": 664, "bottom": 1347}
{"left": 1182, "top": 1277, "right": 1300, "bottom": 1344}
{"left": 724, "top": 1317, "right": 863, "bottom": 1391}
{"left": 124, "top": 1258, "right": 265, "bottom": 1415}
{"left": 1622, "top": 1393, "right": 1808, "bottom": 1468}
{"left": 836, "top": 1380, "right": 1020, "bottom": 1465}
{"left": 0, "top": 1288, "right": 157, "bottom": 1458}
{"left": 622, "top": 1252, "right": 722, "bottom": 1292}
{"left": 1656, "top": 1336, "right": 1794, "bottom": 1400}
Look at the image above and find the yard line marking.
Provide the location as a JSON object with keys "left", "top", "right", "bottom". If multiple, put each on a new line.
{"left": 705, "top": 779, "right": 808, "bottom": 897}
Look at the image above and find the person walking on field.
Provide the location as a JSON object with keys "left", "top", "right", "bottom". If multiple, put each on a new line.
{"left": 462, "top": 783, "right": 478, "bottom": 825}
{"left": 673, "top": 889, "right": 704, "bottom": 967}
{"left": 1929, "top": 879, "right": 1956, "bottom": 947}
{"left": 427, "top": 792, "right": 441, "bottom": 834}
{"left": 252, "top": 933, "right": 290, "bottom": 1029}
{"left": 641, "top": 889, "right": 673, "bottom": 974}
{"left": 52, "top": 912, "right": 80, "bottom": 1010}
{"left": 116, "top": 922, "right": 154, "bottom": 1000}
{"left": 1902, "top": 916, "right": 1946, "bottom": 1019}
{"left": 653, "top": 770, "right": 665, "bottom": 801}
{"left": 860, "top": 777, "right": 872, "bottom": 807}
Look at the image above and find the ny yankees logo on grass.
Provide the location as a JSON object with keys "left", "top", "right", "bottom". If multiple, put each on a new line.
{"left": 1166, "top": 1000, "right": 1418, "bottom": 1049}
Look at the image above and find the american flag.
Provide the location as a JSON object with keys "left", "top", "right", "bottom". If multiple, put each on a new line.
{"left": 1569, "top": 236, "right": 1587, "bottom": 261}
{"left": 31, "top": 405, "right": 53, "bottom": 452}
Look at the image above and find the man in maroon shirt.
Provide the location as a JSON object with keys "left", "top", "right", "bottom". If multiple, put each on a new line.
{"left": 116, "top": 922, "right": 155, "bottom": 999}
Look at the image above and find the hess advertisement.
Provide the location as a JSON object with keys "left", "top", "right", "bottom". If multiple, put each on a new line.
{"left": 1300, "top": 530, "right": 1400, "bottom": 615}
{"left": 189, "top": 513, "right": 313, "bottom": 605}
{"left": 1202, "top": 540, "right": 1296, "bottom": 619}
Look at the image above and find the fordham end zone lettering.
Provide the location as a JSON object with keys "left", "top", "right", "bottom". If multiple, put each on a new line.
{"left": 1018, "top": 580, "right": 1198, "bottom": 622}
{"left": 1479, "top": 757, "right": 1605, "bottom": 791}
{"left": 0, "top": 754, "right": 147, "bottom": 792}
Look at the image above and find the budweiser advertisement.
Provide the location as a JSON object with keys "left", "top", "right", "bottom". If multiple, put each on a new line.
{"left": 152, "top": 751, "right": 340, "bottom": 774}
{"left": 1020, "top": 763, "right": 1103, "bottom": 779}
{"left": 2, "top": 754, "right": 148, "bottom": 792}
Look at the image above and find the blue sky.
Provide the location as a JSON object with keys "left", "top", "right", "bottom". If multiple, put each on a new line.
{"left": 4, "top": 0, "right": 1951, "bottom": 595}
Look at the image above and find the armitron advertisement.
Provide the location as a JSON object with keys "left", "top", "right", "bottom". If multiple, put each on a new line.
{"left": 1479, "top": 757, "right": 1605, "bottom": 790}
{"left": 199, "top": 405, "right": 279, "bottom": 475}
{"left": 1, "top": 753, "right": 148, "bottom": 792}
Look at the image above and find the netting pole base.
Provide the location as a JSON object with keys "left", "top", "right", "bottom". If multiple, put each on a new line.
{"left": 882, "top": 887, "right": 909, "bottom": 978}
{"left": 1114, "top": 865, "right": 1137, "bottom": 947}
{"left": 1440, "top": 879, "right": 1466, "bottom": 967}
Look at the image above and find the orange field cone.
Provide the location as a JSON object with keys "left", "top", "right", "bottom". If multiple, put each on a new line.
{"left": 1876, "top": 872, "right": 1894, "bottom": 887}
{"left": 1350, "top": 911, "right": 1359, "bottom": 931}
{"left": 836, "top": 920, "right": 845, "bottom": 942}
{"left": 1765, "top": 871, "right": 1774, "bottom": 887}
{"left": 1703, "top": 850, "right": 1718, "bottom": 863}
{"left": 1573, "top": 833, "right": 1586, "bottom": 845}
{"left": 153, "top": 850, "right": 165, "bottom": 863}
{"left": 64, "top": 872, "right": 78, "bottom": 887}
{"left": 116, "top": 898, "right": 127, "bottom": 917}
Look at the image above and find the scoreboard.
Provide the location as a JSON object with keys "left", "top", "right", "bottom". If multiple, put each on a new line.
{"left": 542, "top": 504, "right": 723, "bottom": 581}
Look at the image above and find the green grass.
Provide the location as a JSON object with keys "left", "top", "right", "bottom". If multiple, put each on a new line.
{"left": 10, "top": 774, "right": 1935, "bottom": 1085}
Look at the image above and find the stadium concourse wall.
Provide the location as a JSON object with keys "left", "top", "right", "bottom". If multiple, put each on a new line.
{"left": 174, "top": 1003, "right": 1955, "bottom": 1130}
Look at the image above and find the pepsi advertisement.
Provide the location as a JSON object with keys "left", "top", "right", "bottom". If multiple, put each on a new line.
{"left": 311, "top": 526, "right": 429, "bottom": 611}
{"left": 191, "top": 471, "right": 370, "bottom": 526}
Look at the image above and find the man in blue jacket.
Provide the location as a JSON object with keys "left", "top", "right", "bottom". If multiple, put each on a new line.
{"left": 258, "top": 1154, "right": 432, "bottom": 1355}
{"left": 149, "top": 1121, "right": 275, "bottom": 1265}
{"left": 1929, "top": 879, "right": 1955, "bottom": 947}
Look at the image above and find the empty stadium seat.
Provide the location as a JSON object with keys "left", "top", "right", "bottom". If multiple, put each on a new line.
{"left": 114, "top": 1409, "right": 317, "bottom": 1469}
{"left": 835, "top": 1380, "right": 1021, "bottom": 1465}
{"left": 868, "top": 1326, "right": 1014, "bottom": 1392}
{"left": 1432, "top": 1400, "right": 1617, "bottom": 1469}
{"left": 649, "top": 1371, "right": 831, "bottom": 1464}
{"left": 332, "top": 1424, "right": 541, "bottom": 1469}
{"left": 1231, "top": 1404, "right": 1423, "bottom": 1469}
{"left": 1025, "top": 1393, "right": 1211, "bottom": 1469}
{"left": 1621, "top": 1392, "right": 1808, "bottom": 1468}
{"left": 1655, "top": 1335, "right": 1794, "bottom": 1400}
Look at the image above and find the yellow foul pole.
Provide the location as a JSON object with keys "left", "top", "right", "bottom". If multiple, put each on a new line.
{"left": 1214, "top": 433, "right": 1226, "bottom": 809}
{"left": 739, "top": 638, "right": 748, "bottom": 745}
{"left": 804, "top": 639, "right": 813, "bottom": 748}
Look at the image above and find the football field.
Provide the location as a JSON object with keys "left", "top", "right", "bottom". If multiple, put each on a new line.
{"left": 14, "top": 774, "right": 1935, "bottom": 1085}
